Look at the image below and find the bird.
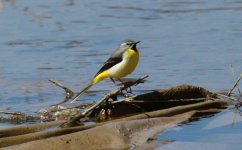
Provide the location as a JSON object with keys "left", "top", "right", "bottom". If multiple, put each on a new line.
{"left": 71, "top": 39, "right": 140, "bottom": 103}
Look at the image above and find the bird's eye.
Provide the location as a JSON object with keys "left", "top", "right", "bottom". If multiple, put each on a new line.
{"left": 126, "top": 42, "right": 132, "bottom": 45}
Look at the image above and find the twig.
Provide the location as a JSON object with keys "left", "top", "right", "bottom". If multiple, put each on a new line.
{"left": 62, "top": 75, "right": 149, "bottom": 127}
{"left": 0, "top": 111, "right": 40, "bottom": 124}
{"left": 216, "top": 93, "right": 242, "bottom": 103}
{"left": 227, "top": 74, "right": 242, "bottom": 96}
{"left": 0, "top": 111, "right": 26, "bottom": 116}
{"left": 41, "top": 104, "right": 93, "bottom": 114}
{"left": 49, "top": 79, "right": 75, "bottom": 105}
{"left": 229, "top": 66, "right": 241, "bottom": 95}
{"left": 122, "top": 98, "right": 211, "bottom": 103}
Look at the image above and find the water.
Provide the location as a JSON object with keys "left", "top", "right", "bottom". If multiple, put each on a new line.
{"left": 0, "top": 0, "right": 242, "bottom": 148}
{"left": 158, "top": 109, "right": 242, "bottom": 150}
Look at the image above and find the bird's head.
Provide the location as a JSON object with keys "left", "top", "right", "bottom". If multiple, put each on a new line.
{"left": 120, "top": 39, "right": 140, "bottom": 52}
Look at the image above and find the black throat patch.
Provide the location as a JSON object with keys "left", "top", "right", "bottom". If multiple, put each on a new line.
{"left": 131, "top": 44, "right": 138, "bottom": 52}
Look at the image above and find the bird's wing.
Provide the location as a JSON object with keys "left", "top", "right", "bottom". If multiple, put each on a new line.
{"left": 94, "top": 56, "right": 122, "bottom": 77}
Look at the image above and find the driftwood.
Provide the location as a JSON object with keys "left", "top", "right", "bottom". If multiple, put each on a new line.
{"left": 0, "top": 98, "right": 230, "bottom": 148}
{"left": 2, "top": 112, "right": 196, "bottom": 150}
{"left": 0, "top": 80, "right": 235, "bottom": 149}
{"left": 1, "top": 108, "right": 229, "bottom": 150}
{"left": 0, "top": 75, "right": 231, "bottom": 125}
{"left": 62, "top": 75, "right": 149, "bottom": 127}
{"left": 87, "top": 84, "right": 218, "bottom": 121}
{"left": 63, "top": 82, "right": 218, "bottom": 127}
{"left": 0, "top": 120, "right": 65, "bottom": 138}
{"left": 45, "top": 75, "right": 241, "bottom": 124}
{"left": 0, "top": 83, "right": 231, "bottom": 127}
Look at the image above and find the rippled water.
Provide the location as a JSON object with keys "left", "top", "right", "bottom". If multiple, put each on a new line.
{"left": 158, "top": 109, "right": 242, "bottom": 150}
{"left": 0, "top": 0, "right": 242, "bottom": 148}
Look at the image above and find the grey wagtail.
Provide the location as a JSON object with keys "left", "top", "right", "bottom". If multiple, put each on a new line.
{"left": 71, "top": 39, "right": 140, "bottom": 103}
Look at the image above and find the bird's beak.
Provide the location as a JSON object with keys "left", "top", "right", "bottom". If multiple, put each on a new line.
{"left": 135, "top": 41, "right": 141, "bottom": 44}
{"left": 131, "top": 41, "right": 140, "bottom": 51}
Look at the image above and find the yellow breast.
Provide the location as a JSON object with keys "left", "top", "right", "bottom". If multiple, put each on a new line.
{"left": 107, "top": 48, "right": 139, "bottom": 78}
{"left": 123, "top": 48, "right": 139, "bottom": 74}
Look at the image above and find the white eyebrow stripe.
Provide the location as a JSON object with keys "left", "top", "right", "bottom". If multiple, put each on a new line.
{"left": 121, "top": 43, "right": 127, "bottom": 46}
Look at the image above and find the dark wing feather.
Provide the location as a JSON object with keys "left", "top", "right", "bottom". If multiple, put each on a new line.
{"left": 94, "top": 57, "right": 122, "bottom": 77}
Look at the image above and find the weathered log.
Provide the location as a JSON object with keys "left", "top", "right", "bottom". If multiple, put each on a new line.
{"left": 113, "top": 99, "right": 229, "bottom": 121}
{"left": 0, "top": 99, "right": 229, "bottom": 148}
{"left": 0, "top": 120, "right": 65, "bottom": 138}
{"left": 91, "top": 84, "right": 219, "bottom": 121}
{"left": 2, "top": 112, "right": 195, "bottom": 150}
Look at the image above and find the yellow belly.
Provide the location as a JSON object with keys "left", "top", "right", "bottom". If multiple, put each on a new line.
{"left": 107, "top": 48, "right": 139, "bottom": 78}
{"left": 92, "top": 49, "right": 139, "bottom": 84}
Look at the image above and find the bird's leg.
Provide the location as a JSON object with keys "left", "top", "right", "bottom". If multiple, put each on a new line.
{"left": 110, "top": 77, "right": 120, "bottom": 87}
{"left": 118, "top": 78, "right": 125, "bottom": 85}
{"left": 111, "top": 78, "right": 132, "bottom": 96}
{"left": 111, "top": 77, "right": 126, "bottom": 88}
{"left": 110, "top": 77, "right": 127, "bottom": 97}
{"left": 110, "top": 77, "right": 115, "bottom": 84}
{"left": 118, "top": 79, "right": 132, "bottom": 94}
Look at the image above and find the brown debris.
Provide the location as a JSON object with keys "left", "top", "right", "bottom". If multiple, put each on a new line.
{"left": 2, "top": 112, "right": 195, "bottom": 150}
{"left": 0, "top": 84, "right": 232, "bottom": 149}
{"left": 0, "top": 99, "right": 229, "bottom": 148}
{"left": 91, "top": 84, "right": 219, "bottom": 121}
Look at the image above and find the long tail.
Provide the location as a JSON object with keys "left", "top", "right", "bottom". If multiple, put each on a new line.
{"left": 71, "top": 70, "right": 110, "bottom": 103}
{"left": 70, "top": 82, "right": 94, "bottom": 103}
